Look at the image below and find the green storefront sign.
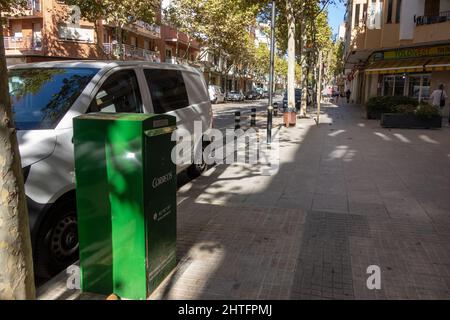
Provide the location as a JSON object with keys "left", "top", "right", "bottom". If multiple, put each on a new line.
{"left": 383, "top": 45, "right": 450, "bottom": 60}
{"left": 73, "top": 113, "right": 177, "bottom": 300}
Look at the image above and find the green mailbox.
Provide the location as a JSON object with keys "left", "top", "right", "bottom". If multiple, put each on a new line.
{"left": 73, "top": 113, "right": 177, "bottom": 300}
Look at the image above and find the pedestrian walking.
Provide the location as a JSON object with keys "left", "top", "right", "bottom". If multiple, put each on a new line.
{"left": 429, "top": 84, "right": 448, "bottom": 108}
{"left": 345, "top": 89, "right": 351, "bottom": 104}
{"left": 335, "top": 89, "right": 340, "bottom": 104}
{"left": 429, "top": 84, "right": 448, "bottom": 126}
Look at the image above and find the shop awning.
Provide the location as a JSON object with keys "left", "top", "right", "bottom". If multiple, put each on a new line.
{"left": 424, "top": 56, "right": 450, "bottom": 71}
{"left": 365, "top": 58, "right": 429, "bottom": 74}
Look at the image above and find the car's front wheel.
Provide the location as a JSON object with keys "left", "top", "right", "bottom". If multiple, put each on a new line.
{"left": 187, "top": 142, "right": 209, "bottom": 179}
{"left": 34, "top": 198, "right": 79, "bottom": 279}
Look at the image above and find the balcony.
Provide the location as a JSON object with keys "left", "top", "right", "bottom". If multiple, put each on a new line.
{"left": 103, "top": 20, "right": 161, "bottom": 39}
{"left": 103, "top": 43, "right": 160, "bottom": 62}
{"left": 5, "top": 0, "right": 42, "bottom": 18}
{"left": 162, "top": 25, "right": 200, "bottom": 49}
{"left": 4, "top": 36, "right": 42, "bottom": 55}
{"left": 165, "top": 57, "right": 201, "bottom": 68}
{"left": 415, "top": 11, "right": 450, "bottom": 25}
{"left": 414, "top": 11, "right": 450, "bottom": 44}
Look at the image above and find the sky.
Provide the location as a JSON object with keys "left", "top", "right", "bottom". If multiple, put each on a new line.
{"left": 327, "top": 0, "right": 347, "bottom": 37}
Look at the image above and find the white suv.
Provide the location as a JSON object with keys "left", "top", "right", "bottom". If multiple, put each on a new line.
{"left": 9, "top": 61, "right": 212, "bottom": 278}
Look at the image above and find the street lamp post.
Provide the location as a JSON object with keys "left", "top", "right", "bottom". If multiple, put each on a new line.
{"left": 267, "top": 0, "right": 276, "bottom": 144}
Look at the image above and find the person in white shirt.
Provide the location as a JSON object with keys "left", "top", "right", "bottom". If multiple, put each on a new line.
{"left": 429, "top": 84, "right": 448, "bottom": 108}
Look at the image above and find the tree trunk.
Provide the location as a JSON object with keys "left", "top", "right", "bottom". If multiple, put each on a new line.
{"left": 0, "top": 24, "right": 36, "bottom": 300}
{"left": 305, "top": 52, "right": 311, "bottom": 113}
{"left": 286, "top": 0, "right": 296, "bottom": 112}
{"left": 183, "top": 35, "right": 192, "bottom": 62}
{"left": 176, "top": 30, "right": 179, "bottom": 63}
{"left": 300, "top": 22, "right": 308, "bottom": 117}
{"left": 94, "top": 21, "right": 108, "bottom": 60}
{"left": 316, "top": 50, "right": 323, "bottom": 124}
{"left": 117, "top": 24, "right": 125, "bottom": 60}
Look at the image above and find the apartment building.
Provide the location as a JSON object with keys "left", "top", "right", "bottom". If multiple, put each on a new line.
{"left": 343, "top": 0, "right": 450, "bottom": 112}
{"left": 2, "top": 0, "right": 165, "bottom": 65}
{"left": 4, "top": 0, "right": 99, "bottom": 65}
{"left": 159, "top": 25, "right": 200, "bottom": 64}
{"left": 102, "top": 19, "right": 162, "bottom": 63}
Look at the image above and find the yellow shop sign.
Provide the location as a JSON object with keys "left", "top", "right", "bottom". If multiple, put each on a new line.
{"left": 384, "top": 45, "right": 450, "bottom": 60}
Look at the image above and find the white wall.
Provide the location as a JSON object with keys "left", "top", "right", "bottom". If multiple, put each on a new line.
{"left": 399, "top": 0, "right": 424, "bottom": 40}
{"left": 441, "top": 0, "right": 450, "bottom": 12}
{"left": 339, "top": 23, "right": 346, "bottom": 40}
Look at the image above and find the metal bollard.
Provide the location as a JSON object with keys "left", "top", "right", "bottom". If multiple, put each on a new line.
{"left": 235, "top": 111, "right": 241, "bottom": 130}
{"left": 251, "top": 108, "right": 256, "bottom": 127}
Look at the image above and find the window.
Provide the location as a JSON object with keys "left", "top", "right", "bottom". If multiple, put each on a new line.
{"left": 144, "top": 69, "right": 189, "bottom": 113}
{"left": 421, "top": 76, "right": 431, "bottom": 100}
{"left": 408, "top": 76, "right": 422, "bottom": 99}
{"left": 354, "top": 4, "right": 360, "bottom": 27}
{"left": 394, "top": 75, "right": 406, "bottom": 95}
{"left": 408, "top": 74, "right": 431, "bottom": 102}
{"left": 90, "top": 70, "right": 142, "bottom": 113}
{"left": 383, "top": 75, "right": 405, "bottom": 96}
{"left": 387, "top": 0, "right": 393, "bottom": 23}
{"left": 9, "top": 68, "right": 98, "bottom": 130}
{"left": 395, "top": 0, "right": 402, "bottom": 23}
{"left": 384, "top": 74, "right": 431, "bottom": 101}
{"left": 166, "top": 49, "right": 172, "bottom": 59}
{"left": 383, "top": 75, "right": 395, "bottom": 96}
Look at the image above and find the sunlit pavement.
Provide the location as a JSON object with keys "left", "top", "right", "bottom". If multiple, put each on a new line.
{"left": 38, "top": 102, "right": 450, "bottom": 300}
{"left": 211, "top": 98, "right": 282, "bottom": 132}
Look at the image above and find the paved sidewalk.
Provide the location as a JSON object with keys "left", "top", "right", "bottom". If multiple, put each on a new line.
{"left": 38, "top": 103, "right": 450, "bottom": 300}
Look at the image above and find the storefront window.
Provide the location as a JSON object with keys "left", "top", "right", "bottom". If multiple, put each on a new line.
{"left": 384, "top": 74, "right": 431, "bottom": 101}
{"left": 394, "top": 75, "right": 406, "bottom": 96}
{"left": 408, "top": 76, "right": 421, "bottom": 99}
{"left": 421, "top": 76, "right": 431, "bottom": 100}
{"left": 407, "top": 74, "right": 430, "bottom": 102}
{"left": 383, "top": 75, "right": 395, "bottom": 96}
{"left": 383, "top": 75, "right": 405, "bottom": 96}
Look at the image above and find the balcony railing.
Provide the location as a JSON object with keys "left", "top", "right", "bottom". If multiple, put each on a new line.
{"left": 415, "top": 11, "right": 450, "bottom": 25}
{"left": 4, "top": 36, "right": 42, "bottom": 52}
{"left": 165, "top": 57, "right": 195, "bottom": 65}
{"left": 103, "top": 43, "right": 160, "bottom": 62}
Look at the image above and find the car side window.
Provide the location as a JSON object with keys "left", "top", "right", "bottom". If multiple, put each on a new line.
{"left": 89, "top": 70, "right": 142, "bottom": 113}
{"left": 144, "top": 68, "right": 189, "bottom": 113}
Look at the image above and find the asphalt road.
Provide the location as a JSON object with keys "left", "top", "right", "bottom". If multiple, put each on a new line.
{"left": 212, "top": 97, "right": 283, "bottom": 131}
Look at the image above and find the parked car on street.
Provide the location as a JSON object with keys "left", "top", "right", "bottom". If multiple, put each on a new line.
{"left": 208, "top": 85, "right": 225, "bottom": 104}
{"left": 9, "top": 60, "right": 213, "bottom": 279}
{"left": 245, "top": 90, "right": 261, "bottom": 100}
{"left": 226, "top": 90, "right": 245, "bottom": 101}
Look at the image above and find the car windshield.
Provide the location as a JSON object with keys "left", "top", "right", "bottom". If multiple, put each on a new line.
{"left": 9, "top": 67, "right": 99, "bottom": 130}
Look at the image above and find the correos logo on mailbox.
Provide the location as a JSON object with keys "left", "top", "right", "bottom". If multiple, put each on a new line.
{"left": 152, "top": 172, "right": 173, "bottom": 189}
